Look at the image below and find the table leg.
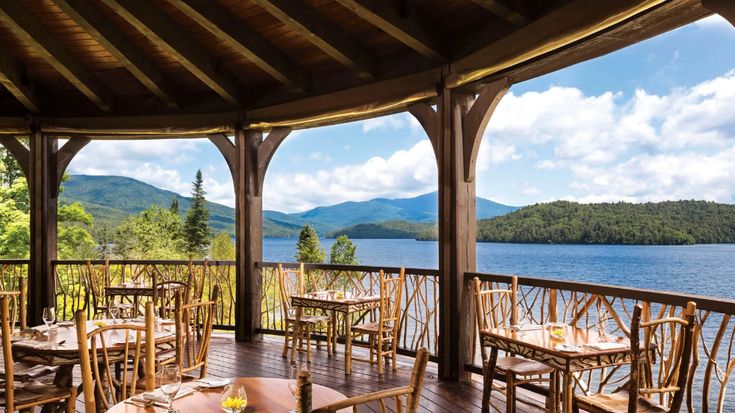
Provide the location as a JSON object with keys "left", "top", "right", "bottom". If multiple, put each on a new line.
{"left": 331, "top": 311, "right": 338, "bottom": 354}
{"left": 290, "top": 306, "right": 303, "bottom": 361}
{"left": 562, "top": 372, "right": 573, "bottom": 413}
{"left": 345, "top": 311, "right": 352, "bottom": 375}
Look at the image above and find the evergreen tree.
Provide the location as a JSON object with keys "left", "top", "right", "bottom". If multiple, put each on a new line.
{"left": 183, "top": 170, "right": 211, "bottom": 258}
{"left": 295, "top": 224, "right": 325, "bottom": 263}
{"left": 170, "top": 197, "right": 180, "bottom": 215}
{"left": 329, "top": 235, "right": 358, "bottom": 265}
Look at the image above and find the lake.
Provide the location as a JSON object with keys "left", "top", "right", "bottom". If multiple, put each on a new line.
{"left": 264, "top": 238, "right": 735, "bottom": 299}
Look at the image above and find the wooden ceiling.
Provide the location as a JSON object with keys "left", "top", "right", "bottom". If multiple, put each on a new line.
{"left": 0, "top": 0, "right": 713, "bottom": 132}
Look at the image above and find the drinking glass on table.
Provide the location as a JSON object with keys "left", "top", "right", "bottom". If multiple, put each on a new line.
{"left": 109, "top": 303, "right": 120, "bottom": 324}
{"left": 160, "top": 365, "right": 182, "bottom": 413}
{"left": 594, "top": 311, "right": 610, "bottom": 342}
{"left": 42, "top": 307, "right": 55, "bottom": 332}
{"left": 220, "top": 384, "right": 247, "bottom": 413}
{"left": 288, "top": 363, "right": 306, "bottom": 413}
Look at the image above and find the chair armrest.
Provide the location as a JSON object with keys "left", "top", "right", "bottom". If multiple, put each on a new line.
{"left": 313, "top": 386, "right": 414, "bottom": 412}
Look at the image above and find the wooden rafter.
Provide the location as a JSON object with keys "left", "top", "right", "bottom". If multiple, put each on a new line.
{"left": 253, "top": 0, "right": 378, "bottom": 79}
{"left": 0, "top": 48, "right": 38, "bottom": 113}
{"left": 702, "top": 0, "right": 735, "bottom": 26}
{"left": 53, "top": 0, "right": 180, "bottom": 109}
{"left": 168, "top": 0, "right": 311, "bottom": 91}
{"left": 335, "top": 0, "right": 444, "bottom": 60}
{"left": 0, "top": 2, "right": 113, "bottom": 112}
{"left": 101, "top": 0, "right": 240, "bottom": 105}
{"left": 470, "top": 0, "right": 529, "bottom": 26}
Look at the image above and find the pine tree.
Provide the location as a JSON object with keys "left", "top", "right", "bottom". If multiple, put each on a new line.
{"left": 295, "top": 224, "right": 325, "bottom": 263}
{"left": 183, "top": 170, "right": 211, "bottom": 258}
{"left": 170, "top": 197, "right": 179, "bottom": 215}
{"left": 329, "top": 235, "right": 358, "bottom": 264}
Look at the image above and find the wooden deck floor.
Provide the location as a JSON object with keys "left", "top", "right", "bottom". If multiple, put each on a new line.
{"left": 200, "top": 334, "right": 548, "bottom": 413}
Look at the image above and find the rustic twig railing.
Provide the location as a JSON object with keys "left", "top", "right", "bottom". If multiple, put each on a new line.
{"left": 468, "top": 272, "right": 735, "bottom": 413}
{"left": 257, "top": 262, "right": 440, "bottom": 356}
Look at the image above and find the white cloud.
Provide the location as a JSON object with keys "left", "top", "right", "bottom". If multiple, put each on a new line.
{"left": 520, "top": 183, "right": 541, "bottom": 196}
{"left": 264, "top": 139, "right": 436, "bottom": 212}
{"left": 477, "top": 141, "right": 520, "bottom": 170}
{"left": 360, "top": 112, "right": 422, "bottom": 135}
{"left": 307, "top": 151, "right": 331, "bottom": 162}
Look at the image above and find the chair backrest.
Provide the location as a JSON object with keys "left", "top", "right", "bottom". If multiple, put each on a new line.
{"left": 378, "top": 269, "right": 404, "bottom": 329}
{"left": 83, "top": 260, "right": 109, "bottom": 314}
{"left": 1, "top": 295, "right": 18, "bottom": 411}
{"left": 0, "top": 277, "right": 27, "bottom": 332}
{"left": 628, "top": 301, "right": 696, "bottom": 413}
{"left": 305, "top": 347, "right": 430, "bottom": 413}
{"left": 174, "top": 285, "right": 219, "bottom": 378}
{"left": 472, "top": 276, "right": 517, "bottom": 331}
{"left": 278, "top": 263, "right": 304, "bottom": 319}
{"left": 75, "top": 301, "right": 157, "bottom": 411}
{"left": 155, "top": 280, "right": 190, "bottom": 319}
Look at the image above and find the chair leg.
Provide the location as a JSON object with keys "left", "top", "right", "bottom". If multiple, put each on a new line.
{"left": 369, "top": 334, "right": 375, "bottom": 363}
{"left": 377, "top": 333, "right": 384, "bottom": 375}
{"left": 391, "top": 333, "right": 398, "bottom": 371}
{"left": 282, "top": 321, "right": 291, "bottom": 358}
{"left": 548, "top": 371, "right": 558, "bottom": 413}
{"left": 326, "top": 322, "right": 332, "bottom": 356}
{"left": 482, "top": 348, "right": 498, "bottom": 413}
{"left": 67, "top": 387, "right": 78, "bottom": 413}
{"left": 505, "top": 372, "right": 515, "bottom": 413}
{"left": 306, "top": 324, "right": 312, "bottom": 363}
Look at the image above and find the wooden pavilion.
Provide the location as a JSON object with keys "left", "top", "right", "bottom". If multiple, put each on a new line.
{"left": 0, "top": 0, "right": 733, "bottom": 385}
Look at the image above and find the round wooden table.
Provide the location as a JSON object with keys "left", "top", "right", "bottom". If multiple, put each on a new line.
{"left": 107, "top": 377, "right": 350, "bottom": 413}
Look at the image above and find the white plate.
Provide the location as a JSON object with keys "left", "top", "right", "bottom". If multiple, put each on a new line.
{"left": 195, "top": 377, "right": 230, "bottom": 388}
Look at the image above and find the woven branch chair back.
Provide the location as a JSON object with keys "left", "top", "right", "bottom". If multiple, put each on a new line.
{"left": 378, "top": 269, "right": 404, "bottom": 331}
{"left": 75, "top": 301, "right": 156, "bottom": 411}
{"left": 472, "top": 276, "right": 517, "bottom": 360}
{"left": 174, "top": 285, "right": 219, "bottom": 378}
{"left": 278, "top": 263, "right": 304, "bottom": 319}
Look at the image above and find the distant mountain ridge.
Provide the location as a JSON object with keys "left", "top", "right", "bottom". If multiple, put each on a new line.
{"left": 60, "top": 175, "right": 519, "bottom": 238}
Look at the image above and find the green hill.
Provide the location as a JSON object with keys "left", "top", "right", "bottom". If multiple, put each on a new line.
{"left": 475, "top": 200, "right": 735, "bottom": 245}
{"left": 327, "top": 221, "right": 435, "bottom": 239}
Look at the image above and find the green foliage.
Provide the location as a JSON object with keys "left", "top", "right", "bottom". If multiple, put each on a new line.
{"left": 415, "top": 225, "right": 438, "bottom": 241}
{"left": 58, "top": 202, "right": 97, "bottom": 259}
{"left": 476, "top": 200, "right": 735, "bottom": 245}
{"left": 183, "top": 170, "right": 211, "bottom": 258}
{"left": 114, "top": 205, "right": 185, "bottom": 259}
{"left": 328, "top": 220, "right": 434, "bottom": 239}
{"left": 295, "top": 224, "right": 325, "bottom": 263}
{"left": 329, "top": 235, "right": 358, "bottom": 265}
{"left": 210, "top": 231, "right": 235, "bottom": 260}
{"left": 0, "top": 143, "right": 25, "bottom": 187}
{"left": 170, "top": 198, "right": 180, "bottom": 215}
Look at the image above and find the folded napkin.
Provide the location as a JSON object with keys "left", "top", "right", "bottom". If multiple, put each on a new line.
{"left": 555, "top": 344, "right": 584, "bottom": 353}
{"left": 13, "top": 339, "right": 49, "bottom": 349}
{"left": 517, "top": 323, "right": 543, "bottom": 331}
{"left": 586, "top": 342, "right": 628, "bottom": 351}
{"left": 195, "top": 377, "right": 230, "bottom": 388}
{"left": 132, "top": 385, "right": 195, "bottom": 404}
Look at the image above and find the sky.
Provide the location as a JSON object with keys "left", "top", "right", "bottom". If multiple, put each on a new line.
{"left": 67, "top": 15, "right": 735, "bottom": 213}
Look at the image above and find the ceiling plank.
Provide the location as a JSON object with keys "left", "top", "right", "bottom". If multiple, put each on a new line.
{"left": 168, "top": 0, "right": 311, "bottom": 91}
{"left": 0, "top": 1, "right": 113, "bottom": 112}
{"left": 54, "top": 0, "right": 180, "bottom": 109}
{"left": 0, "top": 48, "right": 39, "bottom": 113}
{"left": 335, "top": 0, "right": 444, "bottom": 60}
{"left": 253, "top": 0, "right": 378, "bottom": 79}
{"left": 101, "top": 0, "right": 240, "bottom": 105}
{"left": 470, "top": 0, "right": 529, "bottom": 25}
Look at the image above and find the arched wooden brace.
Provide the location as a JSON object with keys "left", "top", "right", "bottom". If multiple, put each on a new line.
{"left": 208, "top": 127, "right": 291, "bottom": 341}
{"left": 702, "top": 0, "right": 735, "bottom": 25}
{"left": 0, "top": 136, "right": 30, "bottom": 178}
{"left": 461, "top": 78, "right": 510, "bottom": 182}
{"left": 407, "top": 103, "right": 439, "bottom": 160}
{"left": 53, "top": 137, "right": 91, "bottom": 197}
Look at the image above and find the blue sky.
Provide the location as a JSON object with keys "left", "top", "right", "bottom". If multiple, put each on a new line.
{"left": 67, "top": 15, "right": 735, "bottom": 212}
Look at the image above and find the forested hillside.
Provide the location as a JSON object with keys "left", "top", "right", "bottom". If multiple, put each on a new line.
{"left": 476, "top": 200, "right": 735, "bottom": 245}
{"left": 327, "top": 221, "right": 434, "bottom": 239}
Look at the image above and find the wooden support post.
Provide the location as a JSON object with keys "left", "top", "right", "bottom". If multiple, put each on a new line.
{"left": 28, "top": 128, "right": 57, "bottom": 325}
{"left": 410, "top": 76, "right": 508, "bottom": 381}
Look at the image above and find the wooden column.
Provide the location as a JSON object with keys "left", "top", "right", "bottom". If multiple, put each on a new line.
{"left": 212, "top": 127, "right": 289, "bottom": 341}
{"left": 28, "top": 128, "right": 57, "bottom": 325}
{"left": 410, "top": 77, "right": 509, "bottom": 381}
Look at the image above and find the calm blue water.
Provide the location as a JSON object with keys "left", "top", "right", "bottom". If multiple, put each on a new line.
{"left": 264, "top": 238, "right": 735, "bottom": 300}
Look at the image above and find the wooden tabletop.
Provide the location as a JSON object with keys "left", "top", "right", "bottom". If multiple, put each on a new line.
{"left": 107, "top": 377, "right": 349, "bottom": 413}
{"left": 291, "top": 293, "right": 380, "bottom": 313}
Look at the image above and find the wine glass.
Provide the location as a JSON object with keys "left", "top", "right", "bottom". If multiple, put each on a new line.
{"left": 109, "top": 303, "right": 120, "bottom": 324}
{"left": 160, "top": 365, "right": 182, "bottom": 413}
{"left": 220, "top": 384, "right": 247, "bottom": 413}
{"left": 42, "top": 307, "right": 55, "bottom": 333}
{"left": 287, "top": 364, "right": 301, "bottom": 413}
{"left": 595, "top": 311, "right": 610, "bottom": 342}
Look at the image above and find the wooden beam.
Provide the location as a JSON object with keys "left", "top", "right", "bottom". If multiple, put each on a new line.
{"left": 0, "top": 117, "right": 30, "bottom": 135}
{"left": 101, "top": 0, "right": 240, "bottom": 105}
{"left": 446, "top": 0, "right": 668, "bottom": 88}
{"left": 0, "top": 136, "right": 30, "bottom": 178}
{"left": 470, "top": 0, "right": 529, "bottom": 26}
{"left": 702, "top": 0, "right": 735, "bottom": 26}
{"left": 208, "top": 133, "right": 236, "bottom": 180}
{"left": 53, "top": 137, "right": 90, "bottom": 197}
{"left": 168, "top": 0, "right": 311, "bottom": 91}
{"left": 254, "top": 0, "right": 378, "bottom": 79}
{"left": 42, "top": 112, "right": 238, "bottom": 136}
{"left": 335, "top": 0, "right": 444, "bottom": 60}
{"left": 53, "top": 0, "right": 180, "bottom": 109}
{"left": 0, "top": 48, "right": 39, "bottom": 113}
{"left": 0, "top": 2, "right": 113, "bottom": 112}
{"left": 407, "top": 103, "right": 438, "bottom": 158}
{"left": 256, "top": 127, "right": 290, "bottom": 196}
{"left": 461, "top": 78, "right": 509, "bottom": 182}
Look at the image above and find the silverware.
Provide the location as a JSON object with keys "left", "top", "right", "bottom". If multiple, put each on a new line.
{"left": 56, "top": 340, "right": 66, "bottom": 346}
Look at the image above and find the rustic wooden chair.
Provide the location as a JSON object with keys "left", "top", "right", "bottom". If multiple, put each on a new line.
{"left": 296, "top": 347, "right": 429, "bottom": 413}
{"left": 279, "top": 263, "right": 333, "bottom": 362}
{"left": 159, "top": 285, "right": 219, "bottom": 379}
{"left": 573, "top": 301, "right": 696, "bottom": 413}
{"left": 0, "top": 295, "right": 77, "bottom": 413}
{"left": 83, "top": 259, "right": 111, "bottom": 319}
{"left": 75, "top": 301, "right": 157, "bottom": 411}
{"left": 350, "top": 269, "right": 404, "bottom": 374}
{"left": 154, "top": 279, "right": 190, "bottom": 319}
{"left": 473, "top": 276, "right": 556, "bottom": 413}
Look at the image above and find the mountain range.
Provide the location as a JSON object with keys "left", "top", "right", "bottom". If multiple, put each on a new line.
{"left": 60, "top": 175, "right": 519, "bottom": 237}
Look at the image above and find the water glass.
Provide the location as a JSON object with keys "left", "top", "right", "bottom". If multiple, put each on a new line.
{"left": 109, "top": 304, "right": 120, "bottom": 323}
{"left": 288, "top": 363, "right": 305, "bottom": 413}
{"left": 595, "top": 311, "right": 610, "bottom": 342}
{"left": 42, "top": 307, "right": 55, "bottom": 331}
{"left": 220, "top": 384, "right": 247, "bottom": 413}
{"left": 160, "top": 365, "right": 182, "bottom": 413}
